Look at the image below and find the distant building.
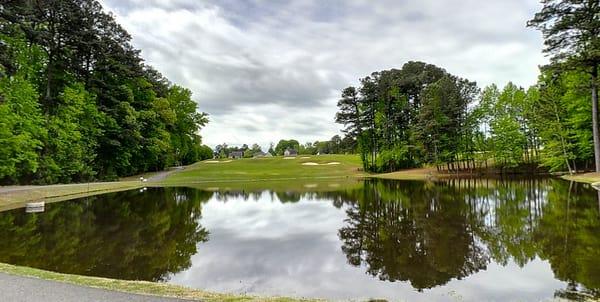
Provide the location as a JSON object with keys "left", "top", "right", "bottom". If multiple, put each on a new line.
{"left": 229, "top": 151, "right": 243, "bottom": 159}
{"left": 284, "top": 149, "right": 298, "bottom": 157}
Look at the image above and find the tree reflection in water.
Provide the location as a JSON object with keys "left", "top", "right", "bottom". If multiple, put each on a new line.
{"left": 336, "top": 178, "right": 600, "bottom": 297}
{"left": 0, "top": 187, "right": 212, "bottom": 281}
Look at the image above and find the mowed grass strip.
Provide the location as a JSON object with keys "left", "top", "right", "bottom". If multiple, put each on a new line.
{"left": 162, "top": 154, "right": 365, "bottom": 184}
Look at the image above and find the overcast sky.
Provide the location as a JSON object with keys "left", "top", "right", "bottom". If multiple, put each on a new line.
{"left": 99, "top": 0, "right": 547, "bottom": 149}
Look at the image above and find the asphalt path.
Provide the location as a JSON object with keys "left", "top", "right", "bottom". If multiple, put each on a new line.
{"left": 0, "top": 273, "right": 193, "bottom": 302}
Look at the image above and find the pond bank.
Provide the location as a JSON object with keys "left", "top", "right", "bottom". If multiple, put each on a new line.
{"left": 0, "top": 181, "right": 143, "bottom": 212}
{"left": 561, "top": 172, "right": 600, "bottom": 186}
{"left": 0, "top": 263, "right": 314, "bottom": 302}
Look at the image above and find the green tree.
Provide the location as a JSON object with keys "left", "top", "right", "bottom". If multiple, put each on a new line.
{"left": 528, "top": 0, "right": 600, "bottom": 171}
{"left": 0, "top": 75, "right": 45, "bottom": 183}
{"left": 0, "top": 1, "right": 209, "bottom": 183}
{"left": 335, "top": 86, "right": 362, "bottom": 140}
{"left": 274, "top": 139, "right": 299, "bottom": 155}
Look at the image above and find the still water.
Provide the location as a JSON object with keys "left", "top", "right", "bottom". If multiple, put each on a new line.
{"left": 1, "top": 179, "right": 599, "bottom": 301}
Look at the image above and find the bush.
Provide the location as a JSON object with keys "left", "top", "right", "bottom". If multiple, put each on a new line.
{"left": 374, "top": 145, "right": 420, "bottom": 173}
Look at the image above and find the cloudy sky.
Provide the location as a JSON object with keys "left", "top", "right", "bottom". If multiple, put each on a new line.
{"left": 99, "top": 0, "right": 547, "bottom": 149}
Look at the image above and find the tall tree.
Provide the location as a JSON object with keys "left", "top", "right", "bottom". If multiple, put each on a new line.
{"left": 335, "top": 86, "right": 362, "bottom": 139}
{"left": 0, "top": 1, "right": 209, "bottom": 184}
{"left": 528, "top": 0, "right": 600, "bottom": 171}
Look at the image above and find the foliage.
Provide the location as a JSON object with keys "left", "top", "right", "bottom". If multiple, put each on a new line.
{"left": 528, "top": 0, "right": 600, "bottom": 172}
{"left": 336, "top": 60, "right": 596, "bottom": 173}
{"left": 274, "top": 139, "right": 300, "bottom": 155}
{"left": 0, "top": 1, "right": 208, "bottom": 184}
{"left": 336, "top": 61, "right": 478, "bottom": 172}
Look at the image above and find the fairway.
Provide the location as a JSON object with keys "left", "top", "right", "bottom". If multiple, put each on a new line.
{"left": 162, "top": 154, "right": 364, "bottom": 185}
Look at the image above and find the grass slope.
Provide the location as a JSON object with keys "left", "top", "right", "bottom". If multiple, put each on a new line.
{"left": 161, "top": 154, "right": 365, "bottom": 185}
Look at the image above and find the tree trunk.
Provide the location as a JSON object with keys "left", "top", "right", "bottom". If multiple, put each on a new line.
{"left": 592, "top": 66, "right": 600, "bottom": 172}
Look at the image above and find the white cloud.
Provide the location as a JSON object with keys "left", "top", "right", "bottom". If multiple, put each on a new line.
{"left": 99, "top": 0, "right": 547, "bottom": 149}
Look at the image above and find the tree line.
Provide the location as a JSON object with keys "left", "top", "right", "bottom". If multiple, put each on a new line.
{"left": 336, "top": 0, "right": 599, "bottom": 174}
{"left": 0, "top": 1, "right": 211, "bottom": 184}
{"left": 213, "top": 135, "right": 355, "bottom": 158}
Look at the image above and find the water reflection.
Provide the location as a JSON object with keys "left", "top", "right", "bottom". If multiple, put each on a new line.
{"left": 0, "top": 179, "right": 598, "bottom": 300}
{"left": 338, "top": 180, "right": 489, "bottom": 290}
{"left": 0, "top": 188, "right": 212, "bottom": 281}
{"left": 335, "top": 179, "right": 600, "bottom": 299}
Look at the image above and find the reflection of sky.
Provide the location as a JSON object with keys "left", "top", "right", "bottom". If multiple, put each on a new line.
{"left": 168, "top": 192, "right": 566, "bottom": 301}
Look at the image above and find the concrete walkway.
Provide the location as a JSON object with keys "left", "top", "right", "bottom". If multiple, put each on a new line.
{"left": 0, "top": 273, "right": 192, "bottom": 302}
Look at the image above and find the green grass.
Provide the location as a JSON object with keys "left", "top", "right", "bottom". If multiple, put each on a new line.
{"left": 161, "top": 154, "right": 365, "bottom": 185}
{"left": 0, "top": 263, "right": 318, "bottom": 302}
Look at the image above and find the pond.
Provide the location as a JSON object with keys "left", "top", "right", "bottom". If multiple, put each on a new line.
{"left": 0, "top": 178, "right": 599, "bottom": 301}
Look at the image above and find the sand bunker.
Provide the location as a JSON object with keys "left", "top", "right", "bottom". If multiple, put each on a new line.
{"left": 300, "top": 156, "right": 311, "bottom": 159}
{"left": 204, "top": 160, "right": 232, "bottom": 163}
{"left": 283, "top": 157, "right": 296, "bottom": 159}
{"left": 301, "top": 162, "right": 341, "bottom": 166}
{"left": 303, "top": 184, "right": 318, "bottom": 188}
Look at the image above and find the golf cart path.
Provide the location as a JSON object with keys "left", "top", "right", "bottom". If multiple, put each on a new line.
{"left": 0, "top": 272, "right": 193, "bottom": 302}
{"left": 147, "top": 166, "right": 184, "bottom": 182}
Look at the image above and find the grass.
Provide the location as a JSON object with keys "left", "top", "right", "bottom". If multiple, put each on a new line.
{"left": 160, "top": 154, "right": 365, "bottom": 185}
{"left": 0, "top": 263, "right": 317, "bottom": 302}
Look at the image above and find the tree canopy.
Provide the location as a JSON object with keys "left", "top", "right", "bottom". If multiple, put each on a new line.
{"left": 0, "top": 1, "right": 211, "bottom": 184}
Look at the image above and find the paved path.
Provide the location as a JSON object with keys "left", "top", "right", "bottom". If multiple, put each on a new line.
{"left": 147, "top": 166, "right": 185, "bottom": 182}
{"left": 0, "top": 273, "right": 192, "bottom": 302}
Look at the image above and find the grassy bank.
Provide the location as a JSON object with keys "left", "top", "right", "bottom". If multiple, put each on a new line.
{"left": 561, "top": 172, "right": 600, "bottom": 185}
{"left": 0, "top": 263, "right": 315, "bottom": 302}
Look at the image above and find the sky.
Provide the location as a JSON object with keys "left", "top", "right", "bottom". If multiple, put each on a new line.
{"left": 99, "top": 0, "right": 548, "bottom": 149}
